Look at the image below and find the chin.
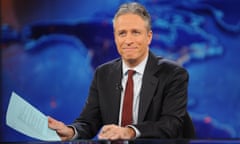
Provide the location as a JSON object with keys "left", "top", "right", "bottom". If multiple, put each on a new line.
{"left": 125, "top": 58, "right": 138, "bottom": 64}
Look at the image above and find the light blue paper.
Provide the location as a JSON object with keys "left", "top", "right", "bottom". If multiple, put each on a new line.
{"left": 6, "top": 92, "right": 61, "bottom": 141}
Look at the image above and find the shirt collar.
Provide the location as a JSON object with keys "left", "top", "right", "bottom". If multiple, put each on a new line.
{"left": 122, "top": 53, "right": 149, "bottom": 76}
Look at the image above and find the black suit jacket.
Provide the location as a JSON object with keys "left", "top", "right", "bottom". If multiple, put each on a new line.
{"left": 72, "top": 51, "right": 189, "bottom": 139}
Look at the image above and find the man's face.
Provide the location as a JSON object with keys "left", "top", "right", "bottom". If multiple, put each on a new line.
{"left": 114, "top": 13, "right": 152, "bottom": 67}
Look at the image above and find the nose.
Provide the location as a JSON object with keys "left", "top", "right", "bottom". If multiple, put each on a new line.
{"left": 124, "top": 34, "right": 134, "bottom": 45}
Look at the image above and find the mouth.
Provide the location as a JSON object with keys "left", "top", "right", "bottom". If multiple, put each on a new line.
{"left": 123, "top": 47, "right": 137, "bottom": 50}
{"left": 122, "top": 48, "right": 136, "bottom": 54}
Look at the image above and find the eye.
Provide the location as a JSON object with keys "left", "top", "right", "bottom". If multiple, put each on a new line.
{"left": 132, "top": 30, "right": 141, "bottom": 35}
{"left": 118, "top": 31, "right": 126, "bottom": 37}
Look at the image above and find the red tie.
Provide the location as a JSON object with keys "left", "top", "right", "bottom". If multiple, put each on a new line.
{"left": 121, "top": 70, "right": 135, "bottom": 126}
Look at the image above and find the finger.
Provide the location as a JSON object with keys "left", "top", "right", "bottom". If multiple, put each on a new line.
{"left": 108, "top": 133, "right": 121, "bottom": 140}
{"left": 99, "top": 128, "right": 113, "bottom": 139}
{"left": 99, "top": 125, "right": 113, "bottom": 135}
{"left": 98, "top": 132, "right": 113, "bottom": 140}
{"left": 48, "top": 117, "right": 64, "bottom": 130}
{"left": 98, "top": 132, "right": 110, "bottom": 140}
{"left": 48, "top": 116, "right": 59, "bottom": 123}
{"left": 99, "top": 131, "right": 121, "bottom": 140}
{"left": 100, "top": 127, "right": 122, "bottom": 140}
{"left": 48, "top": 117, "right": 58, "bottom": 129}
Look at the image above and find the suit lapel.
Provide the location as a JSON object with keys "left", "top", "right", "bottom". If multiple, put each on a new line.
{"left": 108, "top": 59, "right": 122, "bottom": 123}
{"left": 108, "top": 53, "right": 161, "bottom": 123}
{"left": 138, "top": 52, "right": 160, "bottom": 122}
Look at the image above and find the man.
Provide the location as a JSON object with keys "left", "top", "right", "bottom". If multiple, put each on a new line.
{"left": 48, "top": 2, "right": 191, "bottom": 140}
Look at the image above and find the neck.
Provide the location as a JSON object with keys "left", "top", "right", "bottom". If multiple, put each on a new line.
{"left": 123, "top": 52, "right": 149, "bottom": 68}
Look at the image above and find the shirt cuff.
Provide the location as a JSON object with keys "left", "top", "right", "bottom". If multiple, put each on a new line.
{"left": 127, "top": 125, "right": 141, "bottom": 138}
{"left": 67, "top": 125, "right": 78, "bottom": 140}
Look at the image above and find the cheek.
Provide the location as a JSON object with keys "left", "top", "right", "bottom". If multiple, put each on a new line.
{"left": 115, "top": 40, "right": 122, "bottom": 53}
{"left": 115, "top": 38, "right": 124, "bottom": 48}
{"left": 141, "top": 36, "right": 151, "bottom": 46}
{"left": 137, "top": 38, "right": 149, "bottom": 46}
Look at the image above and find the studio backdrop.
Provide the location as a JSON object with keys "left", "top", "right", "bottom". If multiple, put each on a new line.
{"left": 1, "top": 0, "right": 240, "bottom": 141}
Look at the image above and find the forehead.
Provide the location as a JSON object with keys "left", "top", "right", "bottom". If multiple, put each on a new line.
{"left": 114, "top": 13, "right": 147, "bottom": 30}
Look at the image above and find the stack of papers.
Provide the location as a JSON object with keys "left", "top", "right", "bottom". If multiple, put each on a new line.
{"left": 6, "top": 92, "right": 61, "bottom": 141}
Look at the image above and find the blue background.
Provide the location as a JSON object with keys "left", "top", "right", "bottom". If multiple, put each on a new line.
{"left": 1, "top": 0, "right": 240, "bottom": 141}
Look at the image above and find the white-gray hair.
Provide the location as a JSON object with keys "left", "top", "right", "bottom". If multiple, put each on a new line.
{"left": 113, "top": 2, "right": 152, "bottom": 31}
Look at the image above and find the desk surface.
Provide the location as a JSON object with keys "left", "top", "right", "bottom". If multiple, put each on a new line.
{"left": 1, "top": 139, "right": 240, "bottom": 144}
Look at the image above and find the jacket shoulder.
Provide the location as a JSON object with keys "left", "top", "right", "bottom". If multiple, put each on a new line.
{"left": 158, "top": 57, "right": 179, "bottom": 67}
{"left": 154, "top": 56, "right": 188, "bottom": 76}
{"left": 95, "top": 58, "right": 121, "bottom": 72}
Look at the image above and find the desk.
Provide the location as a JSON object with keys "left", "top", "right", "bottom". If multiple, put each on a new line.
{"left": 1, "top": 139, "right": 240, "bottom": 144}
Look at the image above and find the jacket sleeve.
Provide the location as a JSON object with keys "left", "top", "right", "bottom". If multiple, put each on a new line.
{"left": 71, "top": 68, "right": 103, "bottom": 139}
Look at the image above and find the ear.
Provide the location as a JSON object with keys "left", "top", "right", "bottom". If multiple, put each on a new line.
{"left": 147, "top": 30, "right": 153, "bottom": 45}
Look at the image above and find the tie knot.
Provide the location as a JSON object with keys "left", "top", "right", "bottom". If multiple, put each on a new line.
{"left": 128, "top": 70, "right": 135, "bottom": 77}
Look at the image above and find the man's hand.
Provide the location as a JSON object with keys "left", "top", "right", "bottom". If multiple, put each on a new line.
{"left": 48, "top": 116, "right": 75, "bottom": 141}
{"left": 98, "top": 124, "right": 136, "bottom": 140}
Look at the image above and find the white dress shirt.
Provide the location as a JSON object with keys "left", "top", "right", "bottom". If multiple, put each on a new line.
{"left": 118, "top": 53, "right": 149, "bottom": 137}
